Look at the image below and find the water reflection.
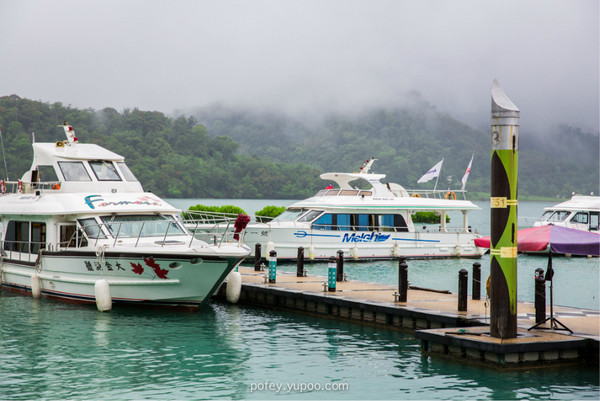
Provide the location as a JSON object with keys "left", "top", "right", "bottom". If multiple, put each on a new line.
{"left": 0, "top": 290, "right": 598, "bottom": 400}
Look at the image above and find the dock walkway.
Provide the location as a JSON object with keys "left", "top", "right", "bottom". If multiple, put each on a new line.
{"left": 215, "top": 266, "right": 599, "bottom": 366}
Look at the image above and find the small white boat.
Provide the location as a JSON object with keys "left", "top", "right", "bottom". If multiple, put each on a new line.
{"left": 188, "top": 159, "right": 485, "bottom": 261}
{"left": 0, "top": 123, "right": 250, "bottom": 308}
{"left": 533, "top": 195, "right": 600, "bottom": 232}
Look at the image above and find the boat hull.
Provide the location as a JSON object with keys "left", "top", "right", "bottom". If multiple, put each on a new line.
{"left": 0, "top": 249, "right": 247, "bottom": 307}
{"left": 243, "top": 226, "right": 485, "bottom": 261}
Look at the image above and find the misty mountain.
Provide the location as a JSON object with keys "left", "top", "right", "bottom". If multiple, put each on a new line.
{"left": 191, "top": 100, "right": 599, "bottom": 198}
{"left": 0, "top": 95, "right": 597, "bottom": 200}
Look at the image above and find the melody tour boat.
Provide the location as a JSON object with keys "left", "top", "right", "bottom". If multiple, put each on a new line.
{"left": 0, "top": 123, "right": 250, "bottom": 309}
{"left": 188, "top": 159, "right": 485, "bottom": 261}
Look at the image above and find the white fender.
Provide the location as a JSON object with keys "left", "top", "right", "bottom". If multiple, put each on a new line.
{"left": 352, "top": 247, "right": 359, "bottom": 261}
{"left": 393, "top": 242, "right": 400, "bottom": 257}
{"left": 225, "top": 271, "right": 242, "bottom": 304}
{"left": 308, "top": 245, "right": 315, "bottom": 261}
{"left": 94, "top": 279, "right": 112, "bottom": 312}
{"left": 31, "top": 273, "right": 41, "bottom": 299}
{"left": 266, "top": 241, "right": 275, "bottom": 256}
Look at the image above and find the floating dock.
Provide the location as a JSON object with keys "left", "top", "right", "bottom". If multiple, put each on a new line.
{"left": 214, "top": 266, "right": 599, "bottom": 368}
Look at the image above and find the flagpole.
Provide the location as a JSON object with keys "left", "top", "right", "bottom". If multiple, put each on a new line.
{"left": 0, "top": 126, "right": 8, "bottom": 180}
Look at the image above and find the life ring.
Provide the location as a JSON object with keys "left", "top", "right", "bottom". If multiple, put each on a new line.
{"left": 52, "top": 183, "right": 61, "bottom": 190}
{"left": 444, "top": 191, "right": 456, "bottom": 200}
{"left": 410, "top": 193, "right": 421, "bottom": 198}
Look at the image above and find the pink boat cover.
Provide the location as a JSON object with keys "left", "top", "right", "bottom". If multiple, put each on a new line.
{"left": 474, "top": 224, "right": 600, "bottom": 256}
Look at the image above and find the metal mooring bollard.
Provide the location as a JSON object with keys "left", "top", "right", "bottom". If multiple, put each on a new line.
{"left": 336, "top": 250, "right": 344, "bottom": 282}
{"left": 268, "top": 250, "right": 277, "bottom": 283}
{"left": 472, "top": 262, "right": 481, "bottom": 300}
{"left": 254, "top": 243, "right": 262, "bottom": 271}
{"left": 398, "top": 259, "right": 408, "bottom": 302}
{"left": 534, "top": 268, "right": 546, "bottom": 324}
{"left": 328, "top": 256, "right": 336, "bottom": 292}
{"left": 297, "top": 247, "right": 305, "bottom": 277}
{"left": 458, "top": 269, "right": 468, "bottom": 311}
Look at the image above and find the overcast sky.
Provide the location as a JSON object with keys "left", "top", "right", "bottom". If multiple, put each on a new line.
{"left": 1, "top": 0, "right": 598, "bottom": 133}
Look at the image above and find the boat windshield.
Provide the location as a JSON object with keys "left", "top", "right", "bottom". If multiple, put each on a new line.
{"left": 90, "top": 161, "right": 122, "bottom": 181}
{"left": 271, "top": 209, "right": 306, "bottom": 222}
{"left": 117, "top": 162, "right": 139, "bottom": 182}
{"left": 547, "top": 211, "right": 570, "bottom": 222}
{"left": 297, "top": 210, "right": 323, "bottom": 222}
{"left": 99, "top": 215, "right": 186, "bottom": 238}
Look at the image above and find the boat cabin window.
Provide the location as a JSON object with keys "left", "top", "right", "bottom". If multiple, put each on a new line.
{"left": 78, "top": 218, "right": 107, "bottom": 239}
{"left": 38, "top": 165, "right": 59, "bottom": 182}
{"left": 272, "top": 209, "right": 306, "bottom": 222}
{"left": 3, "top": 220, "right": 46, "bottom": 254}
{"left": 380, "top": 214, "right": 409, "bottom": 232}
{"left": 58, "top": 224, "right": 82, "bottom": 248}
{"left": 117, "top": 162, "right": 139, "bottom": 182}
{"left": 99, "top": 215, "right": 186, "bottom": 238}
{"left": 298, "top": 210, "right": 323, "bottom": 223}
{"left": 313, "top": 214, "right": 335, "bottom": 230}
{"left": 570, "top": 212, "right": 589, "bottom": 225}
{"left": 58, "top": 161, "right": 92, "bottom": 181}
{"left": 590, "top": 212, "right": 599, "bottom": 231}
{"left": 89, "top": 161, "right": 121, "bottom": 181}
{"left": 547, "top": 211, "right": 570, "bottom": 222}
{"left": 312, "top": 213, "right": 381, "bottom": 231}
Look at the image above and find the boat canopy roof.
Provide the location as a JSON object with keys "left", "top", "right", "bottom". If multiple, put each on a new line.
{"left": 544, "top": 195, "right": 600, "bottom": 212}
{"left": 32, "top": 142, "right": 124, "bottom": 165}
{"left": 320, "top": 172, "right": 396, "bottom": 197}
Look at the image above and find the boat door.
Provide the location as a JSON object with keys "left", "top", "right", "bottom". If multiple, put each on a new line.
{"left": 58, "top": 223, "right": 85, "bottom": 250}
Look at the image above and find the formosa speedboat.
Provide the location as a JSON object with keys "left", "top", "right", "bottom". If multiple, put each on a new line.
{"left": 0, "top": 123, "right": 250, "bottom": 309}
{"left": 533, "top": 195, "right": 600, "bottom": 232}
{"left": 188, "top": 159, "right": 485, "bottom": 261}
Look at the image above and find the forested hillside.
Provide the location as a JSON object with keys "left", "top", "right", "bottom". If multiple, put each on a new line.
{"left": 0, "top": 95, "right": 323, "bottom": 198}
{"left": 0, "top": 94, "right": 597, "bottom": 199}
{"left": 193, "top": 99, "right": 599, "bottom": 198}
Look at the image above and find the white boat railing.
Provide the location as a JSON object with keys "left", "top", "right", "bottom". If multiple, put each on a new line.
{"left": 313, "top": 188, "right": 468, "bottom": 200}
{"left": 0, "top": 217, "right": 246, "bottom": 262}
{"left": 0, "top": 180, "right": 62, "bottom": 195}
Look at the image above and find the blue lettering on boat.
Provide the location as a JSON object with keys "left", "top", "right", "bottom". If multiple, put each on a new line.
{"left": 342, "top": 232, "right": 390, "bottom": 243}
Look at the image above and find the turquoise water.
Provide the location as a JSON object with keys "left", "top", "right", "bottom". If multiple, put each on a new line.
{"left": 1, "top": 200, "right": 598, "bottom": 400}
{"left": 1, "top": 293, "right": 598, "bottom": 400}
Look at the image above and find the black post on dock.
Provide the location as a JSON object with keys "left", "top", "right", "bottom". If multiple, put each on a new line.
{"left": 472, "top": 262, "right": 481, "bottom": 300}
{"left": 398, "top": 258, "right": 408, "bottom": 302}
{"left": 336, "top": 250, "right": 344, "bottom": 282}
{"left": 297, "top": 247, "right": 305, "bottom": 277}
{"left": 458, "top": 269, "right": 468, "bottom": 311}
{"left": 254, "top": 243, "right": 262, "bottom": 271}
{"left": 534, "top": 268, "right": 546, "bottom": 324}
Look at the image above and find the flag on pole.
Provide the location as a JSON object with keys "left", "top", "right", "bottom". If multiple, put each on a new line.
{"left": 461, "top": 154, "right": 474, "bottom": 190}
{"left": 417, "top": 159, "right": 443, "bottom": 183}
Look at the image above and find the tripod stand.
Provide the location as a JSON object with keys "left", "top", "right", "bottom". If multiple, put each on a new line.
{"left": 528, "top": 250, "right": 572, "bottom": 333}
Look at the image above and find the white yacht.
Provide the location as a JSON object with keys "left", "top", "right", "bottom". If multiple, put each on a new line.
{"left": 0, "top": 123, "right": 250, "bottom": 308}
{"left": 189, "top": 160, "right": 485, "bottom": 261}
{"left": 533, "top": 195, "right": 600, "bottom": 232}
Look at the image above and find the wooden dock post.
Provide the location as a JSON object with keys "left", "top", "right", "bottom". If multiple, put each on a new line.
{"left": 254, "top": 243, "right": 262, "bottom": 271}
{"left": 297, "top": 247, "right": 305, "bottom": 277}
{"left": 472, "top": 262, "right": 481, "bottom": 300}
{"left": 336, "top": 250, "right": 344, "bottom": 281}
{"left": 458, "top": 269, "right": 468, "bottom": 311}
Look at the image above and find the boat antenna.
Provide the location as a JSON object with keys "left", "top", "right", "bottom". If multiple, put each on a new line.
{"left": 0, "top": 125, "right": 9, "bottom": 180}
